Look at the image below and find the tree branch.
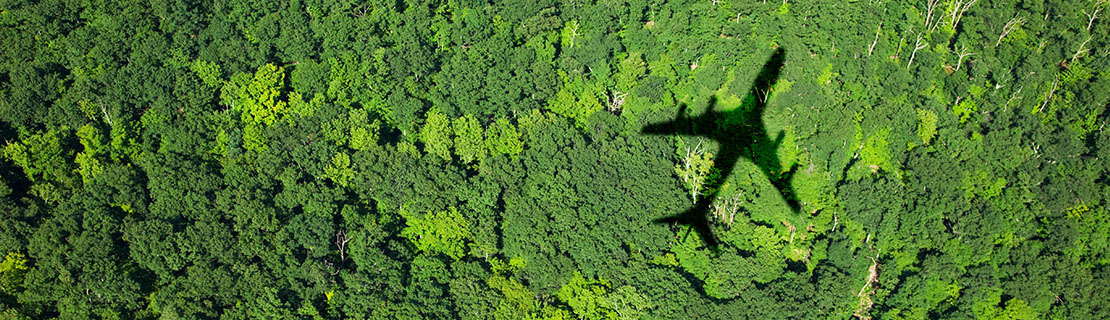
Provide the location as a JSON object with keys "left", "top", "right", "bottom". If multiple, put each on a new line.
{"left": 868, "top": 17, "right": 884, "bottom": 57}
{"left": 1072, "top": 36, "right": 1092, "bottom": 62}
{"left": 907, "top": 33, "right": 927, "bottom": 70}
{"left": 1039, "top": 75, "right": 1059, "bottom": 114}
{"left": 995, "top": 16, "right": 1025, "bottom": 47}
{"left": 956, "top": 44, "right": 976, "bottom": 71}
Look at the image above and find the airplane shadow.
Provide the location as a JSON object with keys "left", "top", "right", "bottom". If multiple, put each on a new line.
{"left": 643, "top": 48, "right": 798, "bottom": 250}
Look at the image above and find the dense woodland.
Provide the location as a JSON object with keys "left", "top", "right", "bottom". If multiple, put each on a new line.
{"left": 0, "top": 0, "right": 1108, "bottom": 318}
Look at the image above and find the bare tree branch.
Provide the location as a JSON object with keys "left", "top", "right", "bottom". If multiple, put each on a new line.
{"left": 711, "top": 193, "right": 743, "bottom": 227}
{"left": 868, "top": 16, "right": 884, "bottom": 57}
{"left": 566, "top": 21, "right": 581, "bottom": 48}
{"left": 924, "top": 0, "right": 942, "bottom": 31}
{"left": 1003, "top": 86, "right": 1023, "bottom": 112}
{"left": 1039, "top": 75, "right": 1059, "bottom": 114}
{"left": 907, "top": 33, "right": 927, "bottom": 70}
{"left": 955, "top": 43, "right": 976, "bottom": 71}
{"left": 336, "top": 230, "right": 351, "bottom": 261}
{"left": 1072, "top": 36, "right": 1092, "bottom": 62}
{"left": 99, "top": 101, "right": 113, "bottom": 127}
{"left": 995, "top": 16, "right": 1025, "bottom": 47}
{"left": 1086, "top": 0, "right": 1108, "bottom": 30}
{"left": 949, "top": 0, "right": 979, "bottom": 31}
{"left": 608, "top": 90, "right": 629, "bottom": 113}
{"left": 1086, "top": 9, "right": 1102, "bottom": 30}
{"left": 678, "top": 138, "right": 708, "bottom": 203}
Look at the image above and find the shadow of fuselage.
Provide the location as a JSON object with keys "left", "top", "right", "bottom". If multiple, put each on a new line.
{"left": 643, "top": 48, "right": 798, "bottom": 249}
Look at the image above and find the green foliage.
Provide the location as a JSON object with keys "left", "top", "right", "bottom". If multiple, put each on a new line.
{"left": 547, "top": 71, "right": 606, "bottom": 127}
{"left": 816, "top": 63, "right": 836, "bottom": 86}
{"left": 977, "top": 298, "right": 1038, "bottom": 320}
{"left": 190, "top": 60, "right": 223, "bottom": 89}
{"left": 486, "top": 118, "right": 523, "bottom": 157}
{"left": 224, "top": 64, "right": 288, "bottom": 127}
{"left": 916, "top": 109, "right": 938, "bottom": 146}
{"left": 857, "top": 128, "right": 900, "bottom": 179}
{"left": 453, "top": 114, "right": 487, "bottom": 165}
{"left": 0, "top": 252, "right": 28, "bottom": 295}
{"left": 486, "top": 274, "right": 571, "bottom": 320}
{"left": 401, "top": 207, "right": 473, "bottom": 260}
{"left": 323, "top": 152, "right": 355, "bottom": 188}
{"left": 557, "top": 272, "right": 617, "bottom": 319}
{"left": 420, "top": 109, "right": 453, "bottom": 161}
{"left": 490, "top": 256, "right": 527, "bottom": 275}
{"left": 953, "top": 98, "right": 977, "bottom": 124}
{"left": 348, "top": 108, "right": 381, "bottom": 151}
{"left": 0, "top": 0, "right": 1107, "bottom": 318}
{"left": 3, "top": 128, "right": 74, "bottom": 190}
{"left": 614, "top": 52, "right": 646, "bottom": 93}
{"left": 221, "top": 64, "right": 289, "bottom": 152}
{"left": 288, "top": 92, "right": 322, "bottom": 118}
{"left": 963, "top": 169, "right": 1007, "bottom": 201}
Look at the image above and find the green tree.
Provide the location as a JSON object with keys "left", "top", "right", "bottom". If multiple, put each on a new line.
{"left": 220, "top": 64, "right": 289, "bottom": 152}
{"left": 420, "top": 109, "right": 453, "bottom": 161}
{"left": 348, "top": 108, "right": 380, "bottom": 151}
{"left": 323, "top": 152, "right": 356, "bottom": 188}
{"left": 401, "top": 206, "right": 473, "bottom": 260}
{"left": 486, "top": 118, "right": 523, "bottom": 157}
{"left": 453, "top": 114, "right": 487, "bottom": 164}
{"left": 557, "top": 272, "right": 617, "bottom": 319}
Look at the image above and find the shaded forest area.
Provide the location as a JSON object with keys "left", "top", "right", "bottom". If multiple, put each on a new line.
{"left": 1, "top": 0, "right": 1108, "bottom": 318}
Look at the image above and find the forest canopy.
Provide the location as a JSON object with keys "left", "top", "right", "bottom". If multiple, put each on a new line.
{"left": 0, "top": 0, "right": 1108, "bottom": 319}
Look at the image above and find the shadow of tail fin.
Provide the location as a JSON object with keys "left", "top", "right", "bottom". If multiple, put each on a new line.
{"left": 642, "top": 104, "right": 694, "bottom": 135}
{"left": 653, "top": 203, "right": 720, "bottom": 249}
{"left": 777, "top": 163, "right": 802, "bottom": 212}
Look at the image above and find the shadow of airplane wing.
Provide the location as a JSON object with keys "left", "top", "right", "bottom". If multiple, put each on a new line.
{"left": 643, "top": 48, "right": 794, "bottom": 252}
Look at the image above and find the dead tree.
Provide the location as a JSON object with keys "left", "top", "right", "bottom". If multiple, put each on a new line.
{"left": 949, "top": 0, "right": 979, "bottom": 31}
{"left": 782, "top": 220, "right": 797, "bottom": 244}
{"left": 336, "top": 230, "right": 351, "bottom": 261}
{"left": 924, "top": 0, "right": 942, "bottom": 31}
{"left": 678, "top": 138, "right": 708, "bottom": 203}
{"left": 99, "top": 102, "right": 114, "bottom": 127}
{"left": 565, "top": 21, "right": 581, "bottom": 48}
{"left": 995, "top": 16, "right": 1026, "bottom": 47}
{"left": 1003, "top": 86, "right": 1023, "bottom": 112}
{"left": 854, "top": 251, "right": 881, "bottom": 320}
{"left": 1072, "top": 36, "right": 1092, "bottom": 62}
{"left": 893, "top": 33, "right": 906, "bottom": 60}
{"left": 608, "top": 90, "right": 629, "bottom": 113}
{"left": 1086, "top": 8, "right": 1100, "bottom": 31}
{"left": 955, "top": 44, "right": 976, "bottom": 71}
{"left": 352, "top": 5, "right": 369, "bottom": 18}
{"left": 711, "top": 193, "right": 743, "bottom": 227}
{"left": 868, "top": 17, "right": 884, "bottom": 57}
{"left": 1039, "top": 75, "right": 1059, "bottom": 114}
{"left": 907, "top": 33, "right": 927, "bottom": 70}
{"left": 323, "top": 259, "right": 340, "bottom": 275}
{"left": 1085, "top": 0, "right": 1108, "bottom": 31}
